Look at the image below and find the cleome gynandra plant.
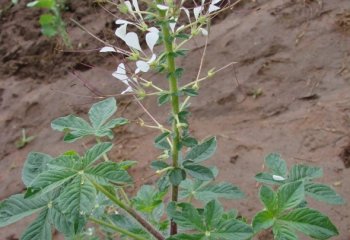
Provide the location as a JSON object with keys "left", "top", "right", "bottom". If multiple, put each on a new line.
{"left": 0, "top": 0, "right": 345, "bottom": 239}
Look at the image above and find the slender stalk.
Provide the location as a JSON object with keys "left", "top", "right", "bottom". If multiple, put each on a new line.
{"left": 89, "top": 179, "right": 165, "bottom": 240}
{"left": 89, "top": 216, "right": 147, "bottom": 240}
{"left": 157, "top": 2, "right": 181, "bottom": 235}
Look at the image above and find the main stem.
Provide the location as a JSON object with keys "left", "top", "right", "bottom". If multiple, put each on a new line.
{"left": 158, "top": 4, "right": 181, "bottom": 236}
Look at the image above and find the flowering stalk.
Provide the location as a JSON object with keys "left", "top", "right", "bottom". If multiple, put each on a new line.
{"left": 157, "top": 1, "right": 181, "bottom": 235}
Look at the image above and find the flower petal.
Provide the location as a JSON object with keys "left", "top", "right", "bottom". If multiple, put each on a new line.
{"left": 145, "top": 27, "right": 159, "bottom": 52}
{"left": 121, "top": 86, "right": 133, "bottom": 94}
{"left": 124, "top": 32, "right": 142, "bottom": 51}
{"left": 100, "top": 46, "right": 116, "bottom": 53}
{"left": 136, "top": 60, "right": 150, "bottom": 73}
{"left": 193, "top": 6, "right": 202, "bottom": 20}
{"left": 112, "top": 63, "right": 129, "bottom": 85}
{"left": 200, "top": 28, "right": 208, "bottom": 36}
{"left": 208, "top": 4, "right": 220, "bottom": 13}
{"left": 115, "top": 23, "right": 127, "bottom": 41}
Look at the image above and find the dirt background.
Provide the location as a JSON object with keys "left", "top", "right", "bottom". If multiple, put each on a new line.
{"left": 1, "top": 0, "right": 350, "bottom": 239}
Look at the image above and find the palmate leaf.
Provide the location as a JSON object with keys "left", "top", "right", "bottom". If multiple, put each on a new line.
{"left": 252, "top": 210, "right": 275, "bottom": 232}
{"left": 109, "top": 214, "right": 151, "bottom": 239}
{"left": 0, "top": 194, "right": 48, "bottom": 227}
{"left": 289, "top": 164, "right": 323, "bottom": 182}
{"left": 21, "top": 209, "right": 52, "bottom": 240}
{"left": 168, "top": 200, "right": 253, "bottom": 240}
{"left": 51, "top": 97, "right": 128, "bottom": 142}
{"left": 49, "top": 202, "right": 75, "bottom": 236}
{"left": 132, "top": 185, "right": 166, "bottom": 214}
{"left": 273, "top": 224, "right": 298, "bottom": 240}
{"left": 279, "top": 208, "right": 339, "bottom": 239}
{"left": 22, "top": 152, "right": 52, "bottom": 187}
{"left": 183, "top": 162, "right": 214, "bottom": 181}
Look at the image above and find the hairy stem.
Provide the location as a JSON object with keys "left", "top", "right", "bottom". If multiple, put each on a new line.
{"left": 157, "top": 2, "right": 181, "bottom": 235}
{"left": 90, "top": 179, "right": 165, "bottom": 240}
{"left": 89, "top": 216, "right": 147, "bottom": 240}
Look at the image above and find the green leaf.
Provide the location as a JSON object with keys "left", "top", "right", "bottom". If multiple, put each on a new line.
{"left": 151, "top": 160, "right": 170, "bottom": 170}
{"left": 101, "top": 118, "right": 128, "bottom": 130}
{"left": 305, "top": 183, "right": 345, "bottom": 205}
{"left": 180, "top": 180, "right": 244, "bottom": 202}
{"left": 86, "top": 162, "right": 132, "bottom": 185}
{"left": 273, "top": 224, "right": 298, "bottom": 240}
{"left": 169, "top": 168, "right": 186, "bottom": 186}
{"left": 110, "top": 214, "right": 151, "bottom": 239}
{"left": 167, "top": 202, "right": 204, "bottom": 231}
{"left": 259, "top": 185, "right": 276, "bottom": 211}
{"left": 22, "top": 152, "right": 52, "bottom": 187}
{"left": 204, "top": 200, "right": 223, "bottom": 229}
{"left": 279, "top": 208, "right": 339, "bottom": 239}
{"left": 182, "top": 88, "right": 198, "bottom": 97}
{"left": 49, "top": 202, "right": 75, "bottom": 236}
{"left": 39, "top": 14, "right": 55, "bottom": 25}
{"left": 51, "top": 115, "right": 94, "bottom": 142}
{"left": 0, "top": 194, "right": 47, "bottom": 227}
{"left": 27, "top": 0, "right": 54, "bottom": 8}
{"left": 277, "top": 181, "right": 304, "bottom": 212}
{"left": 167, "top": 233, "right": 205, "bottom": 240}
{"left": 158, "top": 93, "right": 171, "bottom": 106}
{"left": 181, "top": 136, "right": 198, "bottom": 147}
{"left": 30, "top": 169, "right": 77, "bottom": 194}
{"left": 89, "top": 97, "right": 117, "bottom": 129}
{"left": 265, "top": 153, "right": 287, "bottom": 177}
{"left": 58, "top": 176, "right": 96, "bottom": 217}
{"left": 183, "top": 163, "right": 214, "bottom": 181}
{"left": 210, "top": 219, "right": 254, "bottom": 240}
{"left": 21, "top": 209, "right": 52, "bottom": 240}
{"left": 83, "top": 142, "right": 113, "bottom": 167}
{"left": 185, "top": 137, "right": 217, "bottom": 163}
{"left": 252, "top": 210, "right": 275, "bottom": 232}
{"left": 174, "top": 68, "right": 184, "bottom": 80}
{"left": 289, "top": 164, "right": 323, "bottom": 181}
{"left": 132, "top": 185, "right": 166, "bottom": 214}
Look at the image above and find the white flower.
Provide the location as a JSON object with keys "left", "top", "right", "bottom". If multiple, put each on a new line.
{"left": 112, "top": 63, "right": 134, "bottom": 94}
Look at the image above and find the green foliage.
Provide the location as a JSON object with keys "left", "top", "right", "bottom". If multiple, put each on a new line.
{"left": 27, "top": 0, "right": 70, "bottom": 46}
{"left": 167, "top": 200, "right": 254, "bottom": 240}
{"left": 52, "top": 97, "right": 128, "bottom": 142}
{"left": 253, "top": 157, "right": 342, "bottom": 239}
{"left": 0, "top": 1, "right": 344, "bottom": 239}
{"left": 15, "top": 128, "right": 35, "bottom": 149}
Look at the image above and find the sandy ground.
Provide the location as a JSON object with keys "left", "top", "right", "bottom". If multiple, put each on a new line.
{"left": 1, "top": 0, "right": 350, "bottom": 239}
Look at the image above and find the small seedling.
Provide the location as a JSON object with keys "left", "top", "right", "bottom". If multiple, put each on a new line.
{"left": 15, "top": 128, "right": 35, "bottom": 149}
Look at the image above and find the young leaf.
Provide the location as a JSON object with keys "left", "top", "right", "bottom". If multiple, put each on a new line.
{"left": 83, "top": 142, "right": 113, "bottom": 167}
{"left": 88, "top": 98, "right": 117, "bottom": 129}
{"left": 279, "top": 208, "right": 339, "bottom": 239}
{"left": 27, "top": 0, "right": 54, "bottom": 8}
{"left": 185, "top": 137, "right": 217, "bottom": 163}
{"left": 154, "top": 132, "right": 170, "bottom": 149}
{"left": 289, "top": 164, "right": 323, "bottom": 182}
{"left": 259, "top": 185, "right": 276, "bottom": 212}
{"left": 151, "top": 160, "right": 170, "bottom": 170}
{"left": 0, "top": 194, "right": 47, "bottom": 227}
{"left": 252, "top": 210, "right": 275, "bottom": 232}
{"left": 58, "top": 176, "right": 96, "bottom": 217}
{"left": 158, "top": 93, "right": 171, "bottom": 106}
{"left": 169, "top": 168, "right": 186, "bottom": 186}
{"left": 305, "top": 183, "right": 345, "bottom": 205}
{"left": 277, "top": 181, "right": 304, "bottom": 212}
{"left": 264, "top": 153, "right": 287, "bottom": 177}
{"left": 183, "top": 162, "right": 214, "bottom": 181}
{"left": 22, "top": 152, "right": 52, "bottom": 187}
{"left": 21, "top": 209, "right": 52, "bottom": 240}
{"left": 182, "top": 88, "right": 198, "bottom": 97}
